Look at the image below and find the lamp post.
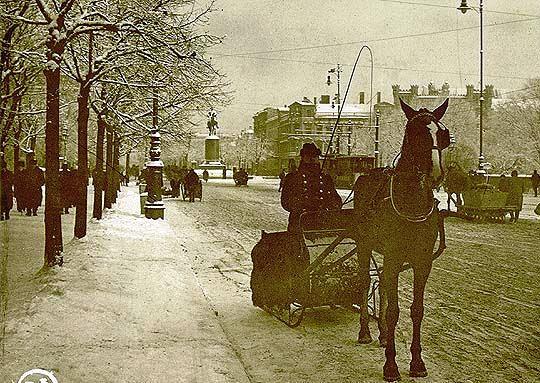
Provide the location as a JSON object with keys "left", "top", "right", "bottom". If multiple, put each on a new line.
{"left": 144, "top": 88, "right": 165, "bottom": 219}
{"left": 327, "top": 64, "right": 342, "bottom": 109}
{"left": 374, "top": 109, "right": 380, "bottom": 167}
{"left": 458, "top": 0, "right": 485, "bottom": 174}
{"left": 62, "top": 125, "right": 68, "bottom": 164}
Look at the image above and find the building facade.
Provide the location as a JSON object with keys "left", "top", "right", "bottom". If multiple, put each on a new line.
{"left": 253, "top": 95, "right": 376, "bottom": 175}
{"left": 391, "top": 82, "right": 497, "bottom": 112}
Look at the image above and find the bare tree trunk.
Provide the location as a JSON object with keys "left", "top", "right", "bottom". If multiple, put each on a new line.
{"left": 74, "top": 81, "right": 90, "bottom": 238}
{"left": 125, "top": 150, "right": 131, "bottom": 184}
{"left": 92, "top": 117, "right": 105, "bottom": 219}
{"left": 113, "top": 133, "right": 120, "bottom": 201}
{"left": 104, "top": 126, "right": 113, "bottom": 209}
{"left": 44, "top": 65, "right": 63, "bottom": 267}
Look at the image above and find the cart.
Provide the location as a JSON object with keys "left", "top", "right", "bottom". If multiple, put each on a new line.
{"left": 250, "top": 208, "right": 382, "bottom": 327}
{"left": 458, "top": 189, "right": 516, "bottom": 222}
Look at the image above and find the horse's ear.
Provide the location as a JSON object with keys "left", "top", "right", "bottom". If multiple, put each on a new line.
{"left": 432, "top": 98, "right": 449, "bottom": 121}
{"left": 399, "top": 98, "right": 416, "bottom": 120}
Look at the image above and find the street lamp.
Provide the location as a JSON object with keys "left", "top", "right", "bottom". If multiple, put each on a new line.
{"left": 327, "top": 64, "right": 342, "bottom": 109}
{"left": 144, "top": 88, "right": 165, "bottom": 219}
{"left": 457, "top": 0, "right": 486, "bottom": 174}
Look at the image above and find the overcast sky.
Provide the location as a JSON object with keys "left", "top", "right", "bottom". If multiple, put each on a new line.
{"left": 205, "top": 0, "right": 540, "bottom": 134}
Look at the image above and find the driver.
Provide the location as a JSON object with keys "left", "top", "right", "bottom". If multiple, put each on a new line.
{"left": 280, "top": 143, "right": 342, "bottom": 232}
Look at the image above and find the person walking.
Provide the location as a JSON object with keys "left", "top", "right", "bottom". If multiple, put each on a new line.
{"left": 183, "top": 169, "right": 199, "bottom": 203}
{"left": 281, "top": 143, "right": 342, "bottom": 233}
{"left": 278, "top": 169, "right": 286, "bottom": 192}
{"left": 202, "top": 169, "right": 209, "bottom": 183}
{"left": 25, "top": 158, "right": 45, "bottom": 216}
{"left": 507, "top": 170, "right": 524, "bottom": 223}
{"left": 13, "top": 160, "right": 26, "bottom": 213}
{"left": 531, "top": 169, "right": 540, "bottom": 197}
{"left": 0, "top": 160, "right": 14, "bottom": 220}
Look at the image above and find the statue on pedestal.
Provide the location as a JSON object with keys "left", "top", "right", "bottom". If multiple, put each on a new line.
{"left": 207, "top": 111, "right": 218, "bottom": 136}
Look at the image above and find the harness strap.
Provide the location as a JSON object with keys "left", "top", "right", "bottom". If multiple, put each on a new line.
{"left": 388, "top": 174, "right": 436, "bottom": 223}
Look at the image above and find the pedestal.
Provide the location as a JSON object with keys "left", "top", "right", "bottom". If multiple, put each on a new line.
{"left": 199, "top": 135, "right": 226, "bottom": 175}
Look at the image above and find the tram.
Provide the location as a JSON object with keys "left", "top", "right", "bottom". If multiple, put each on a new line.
{"left": 323, "top": 155, "right": 376, "bottom": 189}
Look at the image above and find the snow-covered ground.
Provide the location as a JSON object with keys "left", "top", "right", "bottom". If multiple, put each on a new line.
{"left": 1, "top": 188, "right": 249, "bottom": 383}
{"left": 1, "top": 180, "right": 538, "bottom": 382}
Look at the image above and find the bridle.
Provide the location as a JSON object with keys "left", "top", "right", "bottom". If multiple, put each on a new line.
{"left": 386, "top": 114, "right": 447, "bottom": 223}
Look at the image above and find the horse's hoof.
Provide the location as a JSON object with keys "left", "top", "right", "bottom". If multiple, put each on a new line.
{"left": 409, "top": 369, "right": 428, "bottom": 378}
{"left": 409, "top": 360, "right": 428, "bottom": 378}
{"left": 357, "top": 333, "right": 373, "bottom": 344}
{"left": 384, "top": 363, "right": 400, "bottom": 382}
{"left": 383, "top": 372, "right": 401, "bottom": 382}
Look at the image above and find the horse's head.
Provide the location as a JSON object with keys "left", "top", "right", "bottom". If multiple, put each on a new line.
{"left": 396, "top": 98, "right": 450, "bottom": 184}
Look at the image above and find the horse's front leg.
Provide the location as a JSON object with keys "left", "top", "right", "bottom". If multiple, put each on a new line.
{"left": 377, "top": 270, "right": 388, "bottom": 347}
{"left": 409, "top": 263, "right": 432, "bottom": 378}
{"left": 356, "top": 245, "right": 373, "bottom": 344}
{"left": 382, "top": 265, "right": 400, "bottom": 382}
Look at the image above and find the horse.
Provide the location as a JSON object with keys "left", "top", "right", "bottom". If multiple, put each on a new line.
{"left": 353, "top": 98, "right": 450, "bottom": 381}
{"left": 444, "top": 163, "right": 468, "bottom": 209}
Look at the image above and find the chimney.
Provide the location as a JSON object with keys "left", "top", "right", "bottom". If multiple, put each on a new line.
{"left": 358, "top": 92, "right": 365, "bottom": 104}
{"left": 376, "top": 91, "right": 381, "bottom": 104}
{"left": 320, "top": 95, "right": 330, "bottom": 104}
{"left": 466, "top": 84, "right": 474, "bottom": 98}
{"left": 313, "top": 97, "right": 317, "bottom": 105}
{"left": 410, "top": 85, "right": 419, "bottom": 96}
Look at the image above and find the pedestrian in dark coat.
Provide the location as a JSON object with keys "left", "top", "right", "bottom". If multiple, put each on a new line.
{"left": 506, "top": 170, "right": 524, "bottom": 223}
{"left": 1, "top": 160, "right": 14, "bottom": 220}
{"left": 59, "top": 163, "right": 76, "bottom": 214}
{"left": 531, "top": 169, "right": 540, "bottom": 197}
{"left": 184, "top": 169, "right": 199, "bottom": 202}
{"left": 13, "top": 160, "right": 26, "bottom": 213}
{"left": 278, "top": 169, "right": 286, "bottom": 192}
{"left": 25, "top": 158, "right": 45, "bottom": 216}
{"left": 281, "top": 143, "right": 342, "bottom": 233}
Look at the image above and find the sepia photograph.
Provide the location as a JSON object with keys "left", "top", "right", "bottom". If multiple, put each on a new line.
{"left": 0, "top": 0, "right": 539, "bottom": 382}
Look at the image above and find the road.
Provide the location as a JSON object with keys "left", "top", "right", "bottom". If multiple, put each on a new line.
{"left": 165, "top": 178, "right": 539, "bottom": 383}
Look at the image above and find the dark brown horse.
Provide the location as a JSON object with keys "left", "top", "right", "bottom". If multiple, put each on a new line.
{"left": 353, "top": 98, "right": 450, "bottom": 381}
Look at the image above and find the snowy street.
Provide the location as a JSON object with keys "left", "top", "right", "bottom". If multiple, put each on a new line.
{"left": 165, "top": 178, "right": 539, "bottom": 383}
{"left": 1, "top": 178, "right": 539, "bottom": 382}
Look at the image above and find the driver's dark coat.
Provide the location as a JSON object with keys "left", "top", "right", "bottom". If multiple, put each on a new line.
{"left": 281, "top": 163, "right": 342, "bottom": 232}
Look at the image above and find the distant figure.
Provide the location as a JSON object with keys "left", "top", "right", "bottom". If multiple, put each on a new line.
{"left": 59, "top": 163, "right": 76, "bottom": 214}
{"left": 202, "top": 169, "right": 209, "bottom": 183}
{"left": 222, "top": 167, "right": 227, "bottom": 179}
{"left": 184, "top": 169, "right": 199, "bottom": 202}
{"left": 281, "top": 143, "right": 341, "bottom": 232}
{"left": 1, "top": 160, "right": 13, "bottom": 220}
{"left": 25, "top": 158, "right": 45, "bottom": 216}
{"left": 498, "top": 173, "right": 509, "bottom": 192}
{"left": 444, "top": 163, "right": 467, "bottom": 209}
{"left": 234, "top": 168, "right": 248, "bottom": 186}
{"left": 13, "top": 160, "right": 26, "bottom": 213}
{"left": 506, "top": 170, "right": 524, "bottom": 223}
{"left": 278, "top": 169, "right": 286, "bottom": 192}
{"left": 170, "top": 178, "right": 181, "bottom": 197}
{"left": 531, "top": 169, "right": 540, "bottom": 197}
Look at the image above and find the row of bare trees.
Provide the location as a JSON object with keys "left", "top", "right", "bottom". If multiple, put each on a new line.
{"left": 1, "top": 0, "right": 229, "bottom": 267}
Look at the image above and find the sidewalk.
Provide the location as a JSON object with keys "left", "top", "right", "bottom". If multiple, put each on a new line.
{"left": 1, "top": 187, "right": 250, "bottom": 383}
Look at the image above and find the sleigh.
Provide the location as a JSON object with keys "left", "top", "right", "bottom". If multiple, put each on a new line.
{"left": 458, "top": 188, "right": 516, "bottom": 222}
{"left": 250, "top": 209, "right": 382, "bottom": 327}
